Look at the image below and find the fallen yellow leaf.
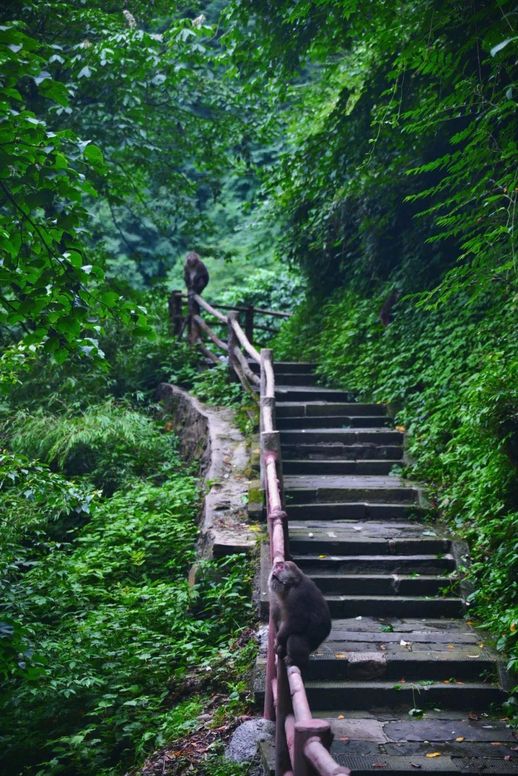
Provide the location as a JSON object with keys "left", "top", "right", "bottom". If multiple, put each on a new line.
{"left": 455, "top": 736, "right": 465, "bottom": 742}
{"left": 426, "top": 752, "right": 441, "bottom": 758}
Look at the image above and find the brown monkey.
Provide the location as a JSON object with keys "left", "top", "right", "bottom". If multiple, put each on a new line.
{"left": 183, "top": 251, "right": 209, "bottom": 295}
{"left": 268, "top": 560, "right": 331, "bottom": 669}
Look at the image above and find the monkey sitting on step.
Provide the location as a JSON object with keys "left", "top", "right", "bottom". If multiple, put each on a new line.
{"left": 268, "top": 560, "right": 331, "bottom": 669}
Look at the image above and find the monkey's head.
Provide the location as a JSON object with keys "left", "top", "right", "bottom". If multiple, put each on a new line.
{"left": 268, "top": 560, "right": 303, "bottom": 595}
{"left": 185, "top": 251, "right": 201, "bottom": 267}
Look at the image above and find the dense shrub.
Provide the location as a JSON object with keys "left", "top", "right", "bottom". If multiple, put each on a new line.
{"left": 0, "top": 469, "right": 254, "bottom": 775}
{"left": 5, "top": 401, "right": 181, "bottom": 495}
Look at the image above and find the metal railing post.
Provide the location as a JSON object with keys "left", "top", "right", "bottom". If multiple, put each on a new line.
{"left": 275, "top": 659, "right": 292, "bottom": 776}
{"left": 294, "top": 720, "right": 332, "bottom": 776}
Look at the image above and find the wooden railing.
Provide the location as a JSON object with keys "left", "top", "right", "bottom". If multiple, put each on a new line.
{"left": 169, "top": 288, "right": 350, "bottom": 776}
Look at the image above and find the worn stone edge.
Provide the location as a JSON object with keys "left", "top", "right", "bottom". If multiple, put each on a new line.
{"left": 158, "top": 382, "right": 257, "bottom": 559}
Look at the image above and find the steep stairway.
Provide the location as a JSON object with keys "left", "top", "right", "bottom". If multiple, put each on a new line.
{"left": 255, "top": 361, "right": 515, "bottom": 775}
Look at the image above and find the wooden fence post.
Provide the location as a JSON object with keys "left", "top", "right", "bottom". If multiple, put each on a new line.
{"left": 227, "top": 310, "right": 239, "bottom": 380}
{"left": 245, "top": 305, "right": 254, "bottom": 344}
{"left": 188, "top": 291, "right": 200, "bottom": 345}
{"left": 168, "top": 290, "right": 183, "bottom": 337}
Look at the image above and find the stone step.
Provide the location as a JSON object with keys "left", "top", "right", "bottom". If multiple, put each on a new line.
{"left": 287, "top": 520, "right": 450, "bottom": 555}
{"left": 326, "top": 595, "right": 464, "bottom": 619}
{"left": 249, "top": 361, "right": 316, "bottom": 374}
{"left": 282, "top": 443, "right": 404, "bottom": 461}
{"left": 260, "top": 593, "right": 463, "bottom": 619}
{"left": 276, "top": 401, "right": 387, "bottom": 418}
{"left": 277, "top": 415, "right": 392, "bottom": 429}
{"left": 284, "top": 482, "right": 419, "bottom": 506}
{"left": 260, "top": 732, "right": 518, "bottom": 775}
{"left": 276, "top": 386, "right": 356, "bottom": 402}
{"left": 271, "top": 372, "right": 320, "bottom": 385}
{"left": 285, "top": 475, "right": 420, "bottom": 505}
{"left": 287, "top": 502, "right": 427, "bottom": 521}
{"left": 283, "top": 459, "right": 401, "bottom": 475}
{"left": 256, "top": 647, "right": 496, "bottom": 682}
{"left": 281, "top": 429, "right": 404, "bottom": 445}
{"left": 301, "top": 573, "right": 456, "bottom": 597}
{"left": 293, "top": 554, "right": 455, "bottom": 574}
{"left": 309, "top": 617, "right": 489, "bottom": 644}
{"left": 254, "top": 679, "right": 506, "bottom": 712}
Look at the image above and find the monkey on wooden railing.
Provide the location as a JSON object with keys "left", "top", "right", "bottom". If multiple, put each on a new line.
{"left": 184, "top": 251, "right": 209, "bottom": 296}
{"left": 269, "top": 560, "right": 331, "bottom": 670}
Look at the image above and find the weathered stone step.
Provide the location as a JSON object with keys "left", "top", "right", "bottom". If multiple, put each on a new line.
{"left": 284, "top": 474, "right": 419, "bottom": 504}
{"left": 276, "top": 386, "right": 356, "bottom": 402}
{"left": 276, "top": 401, "right": 387, "bottom": 418}
{"left": 293, "top": 554, "right": 455, "bottom": 574}
{"left": 254, "top": 679, "right": 506, "bottom": 712}
{"left": 324, "top": 595, "right": 464, "bottom": 619}
{"left": 249, "top": 360, "right": 316, "bottom": 374}
{"left": 330, "top": 755, "right": 517, "bottom": 776}
{"left": 256, "top": 648, "right": 496, "bottom": 682}
{"left": 258, "top": 575, "right": 458, "bottom": 620}
{"left": 320, "top": 617, "right": 484, "bottom": 641}
{"left": 281, "top": 428, "right": 404, "bottom": 444}
{"left": 287, "top": 520, "right": 449, "bottom": 554}
{"left": 303, "top": 573, "right": 456, "bottom": 597}
{"left": 278, "top": 415, "right": 392, "bottom": 429}
{"left": 283, "top": 459, "right": 400, "bottom": 475}
{"left": 259, "top": 592, "right": 462, "bottom": 621}
{"left": 271, "top": 372, "right": 320, "bottom": 385}
{"left": 260, "top": 731, "right": 518, "bottom": 775}
{"left": 287, "top": 502, "right": 427, "bottom": 521}
{"left": 290, "top": 535, "right": 450, "bottom": 555}
{"left": 282, "top": 443, "right": 404, "bottom": 461}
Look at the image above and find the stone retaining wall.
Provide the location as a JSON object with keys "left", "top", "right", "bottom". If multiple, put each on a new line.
{"left": 158, "top": 383, "right": 256, "bottom": 558}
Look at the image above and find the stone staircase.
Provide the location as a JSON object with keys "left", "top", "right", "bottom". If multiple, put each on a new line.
{"left": 255, "top": 362, "right": 515, "bottom": 775}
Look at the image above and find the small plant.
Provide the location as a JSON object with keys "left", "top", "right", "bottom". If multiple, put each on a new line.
{"left": 191, "top": 364, "right": 246, "bottom": 408}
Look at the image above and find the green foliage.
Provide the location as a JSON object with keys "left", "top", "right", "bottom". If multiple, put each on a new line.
{"left": 0, "top": 19, "right": 109, "bottom": 362}
{"left": 275, "top": 284, "right": 518, "bottom": 675}
{"left": 0, "top": 0, "right": 259, "bottom": 365}
{"left": 0, "top": 283, "right": 256, "bottom": 774}
{"left": 227, "top": 0, "right": 517, "bottom": 304}
{"left": 100, "top": 297, "right": 199, "bottom": 399}
{"left": 5, "top": 401, "right": 180, "bottom": 494}
{"left": 1, "top": 467, "right": 253, "bottom": 774}
{"left": 0, "top": 450, "right": 95, "bottom": 556}
{"left": 190, "top": 363, "right": 244, "bottom": 407}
